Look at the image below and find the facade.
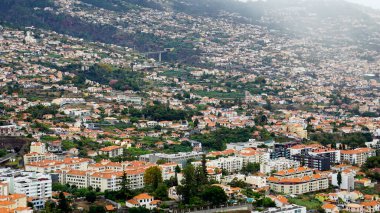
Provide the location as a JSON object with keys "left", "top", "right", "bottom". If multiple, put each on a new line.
{"left": 340, "top": 148, "right": 376, "bottom": 166}
{"left": 99, "top": 146, "right": 123, "bottom": 158}
{"left": 291, "top": 154, "right": 330, "bottom": 171}
{"left": 139, "top": 152, "right": 204, "bottom": 165}
{"left": 331, "top": 171, "right": 355, "bottom": 191}
{"left": 0, "top": 194, "right": 31, "bottom": 213}
{"left": 270, "top": 142, "right": 299, "bottom": 159}
{"left": 0, "top": 169, "right": 52, "bottom": 207}
{"left": 268, "top": 173, "right": 329, "bottom": 195}
{"left": 126, "top": 193, "right": 160, "bottom": 210}
{"left": 23, "top": 152, "right": 59, "bottom": 165}
{"left": 205, "top": 156, "right": 243, "bottom": 173}
{"left": 0, "top": 125, "right": 17, "bottom": 136}
{"left": 261, "top": 204, "right": 306, "bottom": 213}
{"left": 25, "top": 158, "right": 92, "bottom": 173}
{"left": 236, "top": 148, "right": 270, "bottom": 164}
{"left": 30, "top": 142, "right": 46, "bottom": 154}
{"left": 309, "top": 148, "right": 341, "bottom": 164}
{"left": 260, "top": 157, "right": 300, "bottom": 174}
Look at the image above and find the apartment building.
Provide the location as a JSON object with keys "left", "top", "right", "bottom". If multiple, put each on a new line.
{"left": 25, "top": 158, "right": 92, "bottom": 173}
{"left": 159, "top": 162, "right": 181, "bottom": 181}
{"left": 0, "top": 174, "right": 51, "bottom": 208}
{"left": 331, "top": 170, "right": 355, "bottom": 191}
{"left": 260, "top": 157, "right": 300, "bottom": 174}
{"left": 192, "top": 156, "right": 243, "bottom": 173}
{"left": 99, "top": 146, "right": 123, "bottom": 158}
{"left": 236, "top": 148, "right": 270, "bottom": 164}
{"left": 23, "top": 152, "right": 59, "bottom": 165}
{"left": 139, "top": 152, "right": 204, "bottom": 165}
{"left": 270, "top": 142, "right": 300, "bottom": 159}
{"left": 0, "top": 193, "right": 31, "bottom": 213}
{"left": 30, "top": 142, "right": 46, "bottom": 154}
{"left": 261, "top": 204, "right": 306, "bottom": 213}
{"left": 273, "top": 167, "right": 313, "bottom": 179}
{"left": 309, "top": 148, "right": 341, "bottom": 164}
{"left": 291, "top": 154, "right": 330, "bottom": 171}
{"left": 340, "top": 148, "right": 376, "bottom": 166}
{"left": 0, "top": 124, "right": 17, "bottom": 136}
{"left": 268, "top": 173, "right": 328, "bottom": 195}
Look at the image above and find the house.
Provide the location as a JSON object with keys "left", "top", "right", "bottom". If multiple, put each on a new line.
{"left": 99, "top": 146, "right": 123, "bottom": 158}
{"left": 125, "top": 193, "right": 160, "bottom": 210}
{"left": 346, "top": 203, "right": 364, "bottom": 213}
{"left": 322, "top": 203, "right": 339, "bottom": 213}
{"left": 268, "top": 195, "right": 289, "bottom": 207}
{"left": 360, "top": 201, "right": 380, "bottom": 213}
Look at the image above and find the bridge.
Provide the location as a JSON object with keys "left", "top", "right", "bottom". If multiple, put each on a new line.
{"left": 142, "top": 48, "right": 174, "bottom": 62}
{"left": 0, "top": 153, "right": 16, "bottom": 164}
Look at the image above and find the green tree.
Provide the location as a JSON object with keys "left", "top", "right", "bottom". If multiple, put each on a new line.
{"left": 177, "top": 164, "right": 197, "bottom": 204}
{"left": 128, "top": 207, "right": 150, "bottom": 213}
{"left": 119, "top": 171, "right": 130, "bottom": 197}
{"left": 337, "top": 171, "right": 342, "bottom": 188}
{"left": 154, "top": 183, "right": 168, "bottom": 200}
{"left": 89, "top": 205, "right": 106, "bottom": 213}
{"left": 144, "top": 166, "right": 163, "bottom": 190}
{"left": 201, "top": 186, "right": 228, "bottom": 206}
{"left": 85, "top": 191, "right": 97, "bottom": 203}
{"left": 243, "top": 162, "right": 260, "bottom": 174}
{"left": 58, "top": 192, "right": 70, "bottom": 213}
{"left": 256, "top": 197, "right": 276, "bottom": 208}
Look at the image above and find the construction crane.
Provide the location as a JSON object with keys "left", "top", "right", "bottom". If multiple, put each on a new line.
{"left": 142, "top": 48, "right": 174, "bottom": 62}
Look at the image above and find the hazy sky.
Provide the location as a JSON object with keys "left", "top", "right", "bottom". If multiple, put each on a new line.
{"left": 346, "top": 0, "right": 380, "bottom": 9}
{"left": 239, "top": 0, "right": 380, "bottom": 10}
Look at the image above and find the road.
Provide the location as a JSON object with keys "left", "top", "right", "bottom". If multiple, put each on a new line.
{"left": 0, "top": 153, "right": 16, "bottom": 164}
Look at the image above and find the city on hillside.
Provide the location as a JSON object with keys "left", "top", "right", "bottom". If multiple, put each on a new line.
{"left": 0, "top": 0, "right": 379, "bottom": 213}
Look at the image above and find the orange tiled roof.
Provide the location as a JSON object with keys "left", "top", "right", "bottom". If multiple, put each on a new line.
{"left": 322, "top": 203, "right": 337, "bottom": 209}
{"left": 361, "top": 201, "right": 379, "bottom": 207}
{"left": 100, "top": 146, "right": 121, "bottom": 152}
{"left": 133, "top": 193, "right": 153, "bottom": 200}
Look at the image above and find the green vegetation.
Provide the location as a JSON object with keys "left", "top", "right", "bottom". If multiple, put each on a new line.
{"left": 63, "top": 63, "right": 145, "bottom": 91}
{"left": 309, "top": 132, "right": 372, "bottom": 148}
{"left": 362, "top": 156, "right": 380, "bottom": 181}
{"left": 144, "top": 166, "right": 163, "bottom": 190}
{"left": 25, "top": 104, "right": 59, "bottom": 119}
{"left": 176, "top": 163, "right": 226, "bottom": 206}
{"left": 190, "top": 127, "right": 255, "bottom": 150}
{"left": 288, "top": 197, "right": 322, "bottom": 210}
{"left": 193, "top": 90, "right": 245, "bottom": 99}
{"left": 0, "top": 149, "right": 7, "bottom": 158}
{"left": 124, "top": 102, "right": 193, "bottom": 121}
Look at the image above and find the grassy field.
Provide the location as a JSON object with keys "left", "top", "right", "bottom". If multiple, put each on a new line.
{"left": 288, "top": 197, "right": 322, "bottom": 210}
{"left": 193, "top": 90, "right": 245, "bottom": 99}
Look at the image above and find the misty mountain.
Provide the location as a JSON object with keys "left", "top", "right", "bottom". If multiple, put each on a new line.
{"left": 1, "top": 0, "right": 379, "bottom": 63}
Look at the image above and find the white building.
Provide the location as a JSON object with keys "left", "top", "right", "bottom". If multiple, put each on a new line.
{"left": 30, "top": 142, "right": 46, "bottom": 154}
{"left": 0, "top": 169, "right": 52, "bottom": 209}
{"left": 259, "top": 204, "right": 307, "bottom": 213}
{"left": 193, "top": 156, "right": 244, "bottom": 173}
{"left": 260, "top": 157, "right": 300, "bottom": 174}
{"left": 126, "top": 193, "right": 160, "bottom": 210}
{"left": 340, "top": 148, "right": 376, "bottom": 166}
{"left": 331, "top": 171, "right": 355, "bottom": 191}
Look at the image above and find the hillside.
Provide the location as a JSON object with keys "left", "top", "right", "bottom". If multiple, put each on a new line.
{"left": 1, "top": 0, "right": 379, "bottom": 65}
